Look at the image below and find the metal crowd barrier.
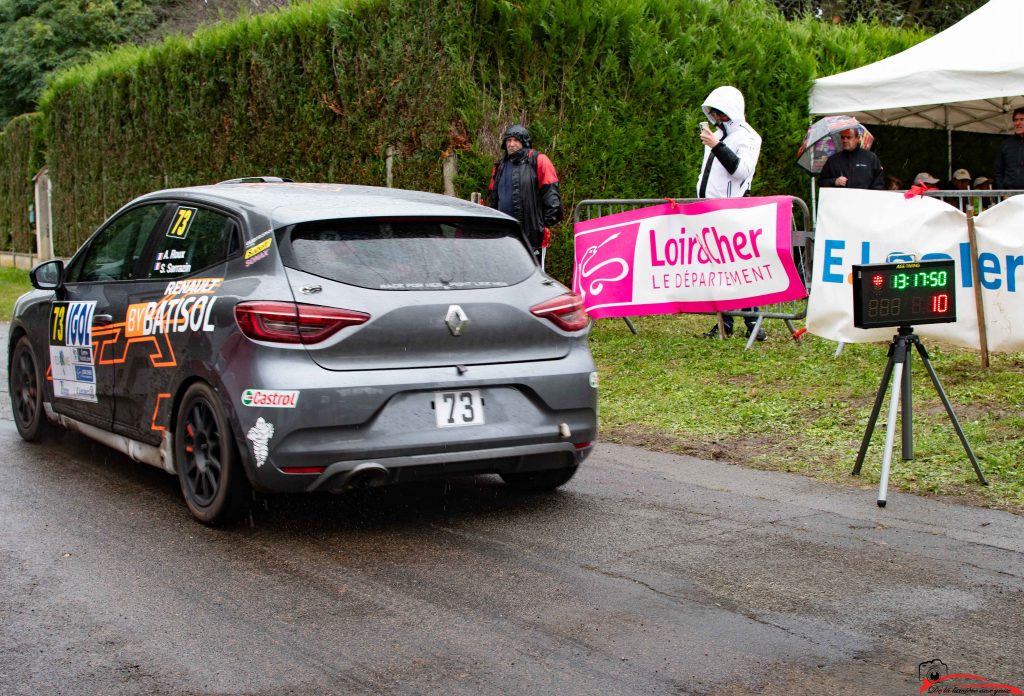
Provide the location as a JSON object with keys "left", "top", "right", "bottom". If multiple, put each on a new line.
{"left": 920, "top": 188, "right": 1021, "bottom": 212}
{"left": 573, "top": 196, "right": 813, "bottom": 349}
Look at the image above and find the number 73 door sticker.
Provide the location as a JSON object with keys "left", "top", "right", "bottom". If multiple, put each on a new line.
{"left": 49, "top": 301, "right": 98, "bottom": 402}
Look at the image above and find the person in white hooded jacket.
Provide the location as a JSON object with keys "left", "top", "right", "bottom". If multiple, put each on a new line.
{"left": 696, "top": 85, "right": 761, "bottom": 199}
{"left": 696, "top": 85, "right": 766, "bottom": 339}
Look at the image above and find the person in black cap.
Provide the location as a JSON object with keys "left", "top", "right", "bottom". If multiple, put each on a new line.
{"left": 487, "top": 124, "right": 563, "bottom": 260}
{"left": 818, "top": 127, "right": 884, "bottom": 190}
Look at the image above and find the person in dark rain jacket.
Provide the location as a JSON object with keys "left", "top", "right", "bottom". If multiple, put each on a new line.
{"left": 818, "top": 127, "right": 885, "bottom": 190}
{"left": 488, "top": 124, "right": 563, "bottom": 259}
{"left": 994, "top": 107, "right": 1024, "bottom": 190}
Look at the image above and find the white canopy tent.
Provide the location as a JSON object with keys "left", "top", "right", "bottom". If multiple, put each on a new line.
{"left": 808, "top": 0, "right": 1024, "bottom": 361}
{"left": 809, "top": 0, "right": 1024, "bottom": 137}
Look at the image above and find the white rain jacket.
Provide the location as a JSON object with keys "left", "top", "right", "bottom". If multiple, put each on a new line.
{"left": 696, "top": 86, "right": 761, "bottom": 199}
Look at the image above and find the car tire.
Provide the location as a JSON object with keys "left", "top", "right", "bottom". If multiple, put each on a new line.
{"left": 500, "top": 461, "right": 579, "bottom": 492}
{"left": 9, "top": 336, "right": 59, "bottom": 442}
{"left": 174, "top": 382, "right": 250, "bottom": 525}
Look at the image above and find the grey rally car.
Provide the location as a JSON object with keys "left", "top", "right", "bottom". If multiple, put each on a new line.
{"left": 7, "top": 180, "right": 598, "bottom": 524}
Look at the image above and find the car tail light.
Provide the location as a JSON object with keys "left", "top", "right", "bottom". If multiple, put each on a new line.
{"left": 530, "top": 293, "right": 590, "bottom": 331}
{"left": 234, "top": 301, "right": 369, "bottom": 344}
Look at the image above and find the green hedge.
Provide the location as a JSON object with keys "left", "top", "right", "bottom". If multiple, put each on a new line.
{"left": 33, "top": 0, "right": 923, "bottom": 281}
{"left": 0, "top": 112, "right": 43, "bottom": 252}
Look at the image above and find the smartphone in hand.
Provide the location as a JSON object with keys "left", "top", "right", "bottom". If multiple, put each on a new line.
{"left": 699, "top": 122, "right": 710, "bottom": 134}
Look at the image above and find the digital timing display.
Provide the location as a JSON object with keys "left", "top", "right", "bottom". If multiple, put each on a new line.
{"left": 852, "top": 259, "right": 957, "bottom": 329}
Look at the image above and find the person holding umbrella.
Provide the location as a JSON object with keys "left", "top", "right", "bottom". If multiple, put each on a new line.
{"left": 818, "top": 126, "right": 885, "bottom": 190}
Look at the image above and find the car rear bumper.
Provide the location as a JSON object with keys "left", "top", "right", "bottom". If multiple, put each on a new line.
{"left": 225, "top": 345, "right": 598, "bottom": 493}
{"left": 303, "top": 442, "right": 593, "bottom": 493}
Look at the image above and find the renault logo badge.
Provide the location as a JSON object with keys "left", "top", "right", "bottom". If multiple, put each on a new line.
{"left": 445, "top": 305, "right": 468, "bottom": 336}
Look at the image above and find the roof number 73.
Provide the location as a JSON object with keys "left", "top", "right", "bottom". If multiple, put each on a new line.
{"left": 167, "top": 207, "right": 197, "bottom": 239}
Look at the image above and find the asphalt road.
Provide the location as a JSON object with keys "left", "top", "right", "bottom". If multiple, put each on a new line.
{"left": 2, "top": 321, "right": 1023, "bottom": 695}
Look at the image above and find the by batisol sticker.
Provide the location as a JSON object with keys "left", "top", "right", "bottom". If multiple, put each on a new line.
{"left": 124, "top": 277, "right": 223, "bottom": 337}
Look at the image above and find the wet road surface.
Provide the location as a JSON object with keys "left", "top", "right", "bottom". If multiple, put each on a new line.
{"left": 2, "top": 320, "right": 1023, "bottom": 695}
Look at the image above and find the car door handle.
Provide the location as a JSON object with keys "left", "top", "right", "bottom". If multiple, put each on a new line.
{"left": 93, "top": 314, "right": 113, "bottom": 326}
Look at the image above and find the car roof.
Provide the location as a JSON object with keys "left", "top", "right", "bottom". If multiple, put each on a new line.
{"left": 134, "top": 182, "right": 513, "bottom": 226}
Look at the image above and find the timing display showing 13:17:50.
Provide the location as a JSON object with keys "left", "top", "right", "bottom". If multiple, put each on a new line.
{"left": 852, "top": 260, "right": 958, "bottom": 329}
{"left": 886, "top": 269, "right": 948, "bottom": 290}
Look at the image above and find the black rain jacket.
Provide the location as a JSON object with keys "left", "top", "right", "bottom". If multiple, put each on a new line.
{"left": 994, "top": 134, "right": 1024, "bottom": 190}
{"left": 488, "top": 148, "right": 563, "bottom": 252}
{"left": 818, "top": 147, "right": 885, "bottom": 190}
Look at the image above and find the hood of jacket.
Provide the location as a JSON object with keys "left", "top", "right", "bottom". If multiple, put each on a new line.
{"left": 702, "top": 86, "right": 746, "bottom": 125}
{"left": 501, "top": 124, "right": 532, "bottom": 150}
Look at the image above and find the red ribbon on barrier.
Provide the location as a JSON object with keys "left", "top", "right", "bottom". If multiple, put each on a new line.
{"left": 904, "top": 183, "right": 937, "bottom": 199}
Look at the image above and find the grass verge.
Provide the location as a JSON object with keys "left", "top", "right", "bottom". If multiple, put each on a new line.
{"left": 591, "top": 313, "right": 1024, "bottom": 514}
{"left": 0, "top": 267, "right": 31, "bottom": 322}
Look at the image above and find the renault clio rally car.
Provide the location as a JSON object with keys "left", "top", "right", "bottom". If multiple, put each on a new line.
{"left": 7, "top": 180, "right": 598, "bottom": 524}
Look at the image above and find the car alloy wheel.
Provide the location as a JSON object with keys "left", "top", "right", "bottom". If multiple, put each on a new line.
{"left": 175, "top": 382, "right": 249, "bottom": 525}
{"left": 10, "top": 336, "right": 57, "bottom": 442}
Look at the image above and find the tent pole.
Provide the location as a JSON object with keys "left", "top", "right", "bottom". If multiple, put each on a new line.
{"left": 810, "top": 176, "right": 816, "bottom": 222}
{"left": 946, "top": 106, "right": 953, "bottom": 181}
{"left": 947, "top": 128, "right": 953, "bottom": 180}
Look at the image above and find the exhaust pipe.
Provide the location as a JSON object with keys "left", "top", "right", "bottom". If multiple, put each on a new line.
{"left": 335, "top": 462, "right": 390, "bottom": 491}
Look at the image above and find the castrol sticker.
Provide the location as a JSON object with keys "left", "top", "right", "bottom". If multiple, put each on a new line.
{"left": 241, "top": 389, "right": 299, "bottom": 408}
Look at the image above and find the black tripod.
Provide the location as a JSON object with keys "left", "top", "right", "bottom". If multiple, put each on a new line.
{"left": 852, "top": 326, "right": 987, "bottom": 507}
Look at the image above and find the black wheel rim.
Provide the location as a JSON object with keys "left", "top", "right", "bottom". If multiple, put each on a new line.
{"left": 181, "top": 399, "right": 223, "bottom": 507}
{"left": 13, "top": 348, "right": 39, "bottom": 430}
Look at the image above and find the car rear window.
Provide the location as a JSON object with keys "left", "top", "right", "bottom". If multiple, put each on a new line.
{"left": 281, "top": 217, "right": 536, "bottom": 290}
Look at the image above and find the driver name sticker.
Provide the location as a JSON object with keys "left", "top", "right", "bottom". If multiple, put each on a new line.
{"left": 153, "top": 249, "right": 191, "bottom": 274}
{"left": 49, "top": 301, "right": 98, "bottom": 402}
{"left": 167, "top": 206, "right": 197, "bottom": 239}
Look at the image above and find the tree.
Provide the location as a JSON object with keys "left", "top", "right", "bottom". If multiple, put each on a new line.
{"left": 0, "top": 0, "right": 161, "bottom": 125}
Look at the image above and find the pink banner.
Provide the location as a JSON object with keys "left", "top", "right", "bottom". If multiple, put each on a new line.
{"left": 572, "top": 196, "right": 806, "bottom": 319}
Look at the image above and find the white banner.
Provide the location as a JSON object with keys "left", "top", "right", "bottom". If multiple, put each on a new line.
{"left": 807, "top": 188, "right": 1024, "bottom": 352}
